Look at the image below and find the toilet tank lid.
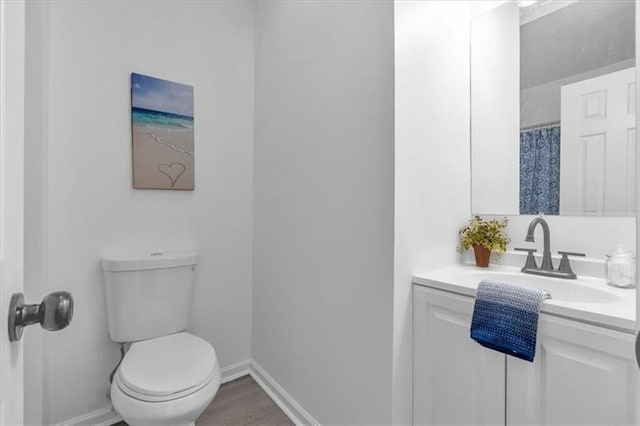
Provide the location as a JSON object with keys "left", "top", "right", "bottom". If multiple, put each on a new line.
{"left": 101, "top": 251, "right": 198, "bottom": 272}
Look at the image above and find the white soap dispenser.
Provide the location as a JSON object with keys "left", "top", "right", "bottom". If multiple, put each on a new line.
{"left": 605, "top": 245, "right": 636, "bottom": 288}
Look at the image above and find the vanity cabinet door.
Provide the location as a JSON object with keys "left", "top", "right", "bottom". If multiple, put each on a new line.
{"left": 413, "top": 286, "right": 506, "bottom": 426}
{"left": 507, "top": 314, "right": 637, "bottom": 426}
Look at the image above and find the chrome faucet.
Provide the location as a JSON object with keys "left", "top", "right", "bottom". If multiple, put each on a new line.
{"left": 515, "top": 217, "right": 585, "bottom": 279}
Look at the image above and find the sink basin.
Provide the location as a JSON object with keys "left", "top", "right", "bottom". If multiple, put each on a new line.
{"left": 464, "top": 269, "right": 621, "bottom": 304}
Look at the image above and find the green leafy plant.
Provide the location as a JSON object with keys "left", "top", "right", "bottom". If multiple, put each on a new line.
{"left": 458, "top": 215, "right": 509, "bottom": 255}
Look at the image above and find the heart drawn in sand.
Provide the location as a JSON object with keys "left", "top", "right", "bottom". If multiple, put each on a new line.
{"left": 157, "top": 162, "right": 186, "bottom": 188}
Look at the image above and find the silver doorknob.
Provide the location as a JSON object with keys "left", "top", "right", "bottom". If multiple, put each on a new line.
{"left": 8, "top": 291, "right": 74, "bottom": 342}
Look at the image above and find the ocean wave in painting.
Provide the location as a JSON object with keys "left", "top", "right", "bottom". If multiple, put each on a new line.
{"left": 132, "top": 107, "right": 194, "bottom": 155}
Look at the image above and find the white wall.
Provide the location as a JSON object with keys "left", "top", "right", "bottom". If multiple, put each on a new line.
{"left": 471, "top": 1, "right": 520, "bottom": 215}
{"left": 393, "top": 2, "right": 472, "bottom": 423}
{"left": 29, "top": 2, "right": 255, "bottom": 423}
{"left": 252, "top": 1, "right": 394, "bottom": 424}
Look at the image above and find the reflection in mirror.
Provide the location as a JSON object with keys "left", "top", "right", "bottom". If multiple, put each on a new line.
{"left": 471, "top": 0, "right": 636, "bottom": 217}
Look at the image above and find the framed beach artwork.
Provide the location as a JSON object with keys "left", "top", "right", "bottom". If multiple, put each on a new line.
{"left": 131, "top": 72, "right": 195, "bottom": 190}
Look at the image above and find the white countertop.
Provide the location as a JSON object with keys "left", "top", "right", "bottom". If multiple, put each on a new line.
{"left": 413, "top": 263, "right": 636, "bottom": 333}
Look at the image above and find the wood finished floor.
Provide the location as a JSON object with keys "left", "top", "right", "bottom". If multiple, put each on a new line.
{"left": 114, "top": 375, "right": 293, "bottom": 426}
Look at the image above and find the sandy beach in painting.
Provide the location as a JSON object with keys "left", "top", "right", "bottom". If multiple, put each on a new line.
{"left": 131, "top": 73, "right": 195, "bottom": 190}
{"left": 132, "top": 128, "right": 194, "bottom": 190}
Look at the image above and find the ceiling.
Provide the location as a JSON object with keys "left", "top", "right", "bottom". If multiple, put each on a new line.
{"left": 520, "top": 0, "right": 635, "bottom": 89}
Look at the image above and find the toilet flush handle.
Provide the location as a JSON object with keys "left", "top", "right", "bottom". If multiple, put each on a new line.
{"left": 8, "top": 291, "right": 74, "bottom": 341}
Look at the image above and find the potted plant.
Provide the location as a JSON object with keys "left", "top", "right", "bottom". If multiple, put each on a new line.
{"left": 458, "top": 216, "right": 509, "bottom": 267}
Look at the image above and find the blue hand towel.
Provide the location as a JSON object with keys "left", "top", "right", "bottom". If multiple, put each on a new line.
{"left": 470, "top": 279, "right": 550, "bottom": 362}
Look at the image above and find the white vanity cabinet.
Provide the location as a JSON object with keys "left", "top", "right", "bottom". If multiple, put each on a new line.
{"left": 413, "top": 285, "right": 505, "bottom": 426}
{"left": 507, "top": 314, "right": 637, "bottom": 426}
{"left": 413, "top": 284, "right": 638, "bottom": 426}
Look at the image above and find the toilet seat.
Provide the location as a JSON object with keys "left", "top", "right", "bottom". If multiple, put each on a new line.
{"left": 116, "top": 332, "right": 218, "bottom": 403}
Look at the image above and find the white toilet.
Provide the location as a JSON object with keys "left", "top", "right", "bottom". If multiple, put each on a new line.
{"left": 102, "top": 252, "right": 220, "bottom": 426}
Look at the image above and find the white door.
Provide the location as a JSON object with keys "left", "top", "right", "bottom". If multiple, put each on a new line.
{"left": 560, "top": 67, "right": 636, "bottom": 216}
{"left": 508, "top": 314, "right": 637, "bottom": 426}
{"left": 0, "top": 0, "right": 25, "bottom": 424}
{"left": 413, "top": 286, "right": 505, "bottom": 426}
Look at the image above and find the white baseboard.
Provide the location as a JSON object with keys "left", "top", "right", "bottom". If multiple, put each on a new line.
{"left": 55, "top": 406, "right": 121, "bottom": 426}
{"left": 221, "top": 358, "right": 252, "bottom": 383}
{"left": 56, "top": 359, "right": 317, "bottom": 426}
{"left": 249, "top": 360, "right": 319, "bottom": 426}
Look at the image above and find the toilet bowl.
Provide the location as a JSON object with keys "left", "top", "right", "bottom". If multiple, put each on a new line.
{"left": 111, "top": 332, "right": 221, "bottom": 426}
{"left": 101, "top": 252, "right": 219, "bottom": 425}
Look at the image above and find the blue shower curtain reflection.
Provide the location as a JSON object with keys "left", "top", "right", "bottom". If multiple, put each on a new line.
{"left": 519, "top": 125, "right": 561, "bottom": 215}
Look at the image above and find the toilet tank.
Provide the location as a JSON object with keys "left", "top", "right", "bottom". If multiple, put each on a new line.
{"left": 101, "top": 251, "right": 198, "bottom": 343}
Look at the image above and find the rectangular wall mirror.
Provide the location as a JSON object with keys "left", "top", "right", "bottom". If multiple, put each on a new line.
{"left": 471, "top": 0, "right": 636, "bottom": 216}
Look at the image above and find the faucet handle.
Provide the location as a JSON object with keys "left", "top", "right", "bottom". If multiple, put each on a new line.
{"left": 557, "top": 251, "right": 586, "bottom": 279}
{"left": 514, "top": 247, "right": 537, "bottom": 254}
{"left": 515, "top": 247, "right": 538, "bottom": 270}
{"left": 558, "top": 251, "right": 586, "bottom": 258}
